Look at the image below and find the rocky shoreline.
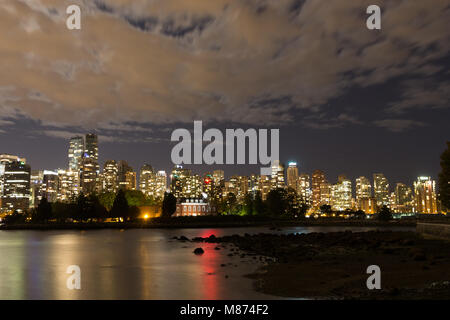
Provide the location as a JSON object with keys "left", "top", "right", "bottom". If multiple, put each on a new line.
{"left": 178, "top": 230, "right": 450, "bottom": 299}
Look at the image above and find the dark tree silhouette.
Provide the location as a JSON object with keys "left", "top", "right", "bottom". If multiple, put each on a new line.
{"left": 298, "top": 202, "right": 309, "bottom": 219}
{"left": 86, "top": 194, "right": 108, "bottom": 221}
{"left": 243, "top": 193, "right": 254, "bottom": 216}
{"left": 438, "top": 141, "right": 450, "bottom": 211}
{"left": 219, "top": 192, "right": 238, "bottom": 215}
{"left": 75, "top": 193, "right": 89, "bottom": 222}
{"left": 265, "top": 188, "right": 287, "bottom": 216}
{"left": 320, "top": 204, "right": 332, "bottom": 215}
{"left": 161, "top": 192, "right": 177, "bottom": 217}
{"left": 253, "top": 191, "right": 266, "bottom": 215}
{"left": 354, "top": 210, "right": 366, "bottom": 219}
{"left": 35, "top": 197, "right": 52, "bottom": 223}
{"left": 110, "top": 189, "right": 129, "bottom": 219}
{"left": 285, "top": 188, "right": 299, "bottom": 218}
{"left": 378, "top": 205, "right": 393, "bottom": 221}
{"left": 98, "top": 192, "right": 116, "bottom": 211}
{"left": 3, "top": 210, "right": 26, "bottom": 225}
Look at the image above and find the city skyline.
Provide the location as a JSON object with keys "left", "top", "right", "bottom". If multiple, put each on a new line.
{"left": 0, "top": 133, "right": 442, "bottom": 215}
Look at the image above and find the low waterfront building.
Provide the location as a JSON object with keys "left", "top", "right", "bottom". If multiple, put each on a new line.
{"left": 174, "top": 198, "right": 217, "bottom": 217}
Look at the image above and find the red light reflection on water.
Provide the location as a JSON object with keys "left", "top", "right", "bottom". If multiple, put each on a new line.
{"left": 198, "top": 229, "right": 222, "bottom": 299}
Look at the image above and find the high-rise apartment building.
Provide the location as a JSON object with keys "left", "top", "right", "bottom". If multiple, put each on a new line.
{"left": 30, "top": 170, "right": 44, "bottom": 208}
{"left": 1, "top": 161, "right": 31, "bottom": 213}
{"left": 271, "top": 160, "right": 285, "bottom": 189}
{"left": 139, "top": 164, "right": 154, "bottom": 195}
{"left": 312, "top": 170, "right": 326, "bottom": 209}
{"left": 85, "top": 134, "right": 99, "bottom": 163}
{"left": 154, "top": 171, "right": 167, "bottom": 199}
{"left": 57, "top": 169, "right": 80, "bottom": 202}
{"left": 298, "top": 173, "right": 312, "bottom": 205}
{"left": 212, "top": 170, "right": 225, "bottom": 187}
{"left": 140, "top": 165, "right": 167, "bottom": 199}
{"left": 43, "top": 170, "right": 59, "bottom": 203}
{"left": 170, "top": 165, "right": 201, "bottom": 199}
{"left": 68, "top": 136, "right": 84, "bottom": 172}
{"left": 258, "top": 175, "right": 271, "bottom": 201}
{"left": 185, "top": 174, "right": 203, "bottom": 199}
{"left": 286, "top": 162, "right": 299, "bottom": 191}
{"left": 81, "top": 157, "right": 98, "bottom": 194}
{"left": 373, "top": 173, "right": 389, "bottom": 207}
{"left": 170, "top": 165, "right": 190, "bottom": 199}
{"left": 413, "top": 176, "right": 438, "bottom": 214}
{"left": 118, "top": 161, "right": 136, "bottom": 190}
{"left": 393, "top": 183, "right": 414, "bottom": 213}
{"left": 227, "top": 176, "right": 249, "bottom": 201}
{"left": 1, "top": 154, "right": 27, "bottom": 196}
{"left": 319, "top": 182, "right": 332, "bottom": 206}
{"left": 331, "top": 175, "right": 352, "bottom": 211}
{"left": 202, "top": 173, "right": 213, "bottom": 196}
{"left": 356, "top": 176, "right": 371, "bottom": 209}
{"left": 102, "top": 160, "right": 119, "bottom": 193}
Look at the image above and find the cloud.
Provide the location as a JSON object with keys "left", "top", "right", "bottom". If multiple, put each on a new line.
{"left": 0, "top": 0, "right": 448, "bottom": 134}
{"left": 302, "top": 113, "right": 363, "bottom": 130}
{"left": 373, "top": 119, "right": 427, "bottom": 132}
{"left": 387, "top": 80, "right": 450, "bottom": 114}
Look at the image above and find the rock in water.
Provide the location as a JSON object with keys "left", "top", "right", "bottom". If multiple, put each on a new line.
{"left": 193, "top": 248, "right": 205, "bottom": 255}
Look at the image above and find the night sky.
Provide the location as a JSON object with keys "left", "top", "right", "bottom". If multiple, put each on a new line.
{"left": 0, "top": 0, "right": 449, "bottom": 186}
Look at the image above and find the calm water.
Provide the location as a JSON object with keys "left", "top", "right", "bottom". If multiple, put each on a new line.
{"left": 0, "top": 226, "right": 414, "bottom": 300}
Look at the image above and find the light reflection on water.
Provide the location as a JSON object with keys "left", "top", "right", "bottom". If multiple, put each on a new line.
{"left": 0, "top": 226, "right": 413, "bottom": 300}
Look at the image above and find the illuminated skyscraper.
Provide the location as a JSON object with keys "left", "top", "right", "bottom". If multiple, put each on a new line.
{"left": 319, "top": 182, "right": 332, "bottom": 206}
{"left": 212, "top": 170, "right": 225, "bottom": 187}
{"left": 394, "top": 183, "right": 414, "bottom": 213}
{"left": 43, "top": 170, "right": 59, "bottom": 203}
{"left": 414, "top": 176, "right": 438, "bottom": 214}
{"left": 202, "top": 173, "right": 213, "bottom": 196}
{"left": 139, "top": 164, "right": 154, "bottom": 195}
{"left": 68, "top": 136, "right": 84, "bottom": 172}
{"left": 139, "top": 165, "right": 166, "bottom": 199}
{"left": 170, "top": 165, "right": 195, "bottom": 199}
{"left": 312, "top": 170, "right": 326, "bottom": 209}
{"left": 171, "top": 165, "right": 189, "bottom": 198}
{"left": 154, "top": 171, "right": 167, "bottom": 199}
{"left": 359, "top": 197, "right": 377, "bottom": 214}
{"left": 227, "top": 176, "right": 249, "bottom": 201}
{"left": 258, "top": 175, "right": 271, "bottom": 201}
{"left": 81, "top": 157, "right": 98, "bottom": 194}
{"left": 331, "top": 175, "right": 352, "bottom": 211}
{"left": 298, "top": 173, "right": 312, "bottom": 205}
{"left": 1, "top": 154, "right": 27, "bottom": 196}
{"left": 118, "top": 161, "right": 136, "bottom": 190}
{"left": 209, "top": 170, "right": 225, "bottom": 202}
{"left": 1, "top": 160, "right": 31, "bottom": 213}
{"left": 185, "top": 174, "right": 203, "bottom": 199}
{"left": 57, "top": 169, "right": 80, "bottom": 202}
{"left": 85, "top": 134, "right": 99, "bottom": 162}
{"left": 271, "top": 160, "right": 285, "bottom": 189}
{"left": 373, "top": 173, "right": 389, "bottom": 207}
{"left": 30, "top": 170, "right": 44, "bottom": 208}
{"left": 286, "top": 162, "right": 299, "bottom": 191}
{"left": 356, "top": 176, "right": 371, "bottom": 209}
{"left": 102, "top": 160, "right": 119, "bottom": 193}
